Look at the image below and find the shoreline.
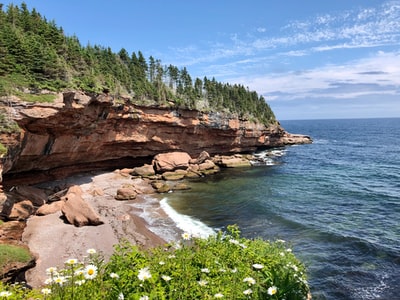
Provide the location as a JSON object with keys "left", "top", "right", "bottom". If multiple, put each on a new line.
{"left": 22, "top": 171, "right": 181, "bottom": 288}
{"left": 18, "top": 150, "right": 283, "bottom": 288}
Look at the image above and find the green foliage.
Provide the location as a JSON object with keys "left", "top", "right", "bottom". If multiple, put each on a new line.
{"left": 0, "top": 3, "right": 277, "bottom": 125}
{"left": 0, "top": 143, "right": 7, "bottom": 156}
{"left": 0, "top": 226, "right": 309, "bottom": 299}
{"left": 0, "top": 282, "right": 41, "bottom": 299}
{"left": 0, "top": 244, "right": 32, "bottom": 270}
{"left": 0, "top": 107, "right": 20, "bottom": 134}
{"left": 0, "top": 118, "right": 19, "bottom": 134}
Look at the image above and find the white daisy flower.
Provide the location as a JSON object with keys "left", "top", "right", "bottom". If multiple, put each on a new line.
{"left": 198, "top": 279, "right": 208, "bottom": 286}
{"left": 252, "top": 263, "right": 264, "bottom": 270}
{"left": 0, "top": 291, "right": 12, "bottom": 297}
{"left": 243, "top": 277, "right": 256, "bottom": 285}
{"left": 45, "top": 266, "right": 58, "bottom": 275}
{"left": 267, "top": 286, "right": 278, "bottom": 296}
{"left": 161, "top": 275, "right": 172, "bottom": 281}
{"left": 181, "top": 232, "right": 191, "bottom": 240}
{"left": 138, "top": 267, "right": 152, "bottom": 281}
{"left": 54, "top": 276, "right": 67, "bottom": 286}
{"left": 87, "top": 248, "right": 97, "bottom": 255}
{"left": 243, "top": 289, "right": 253, "bottom": 295}
{"left": 65, "top": 258, "right": 78, "bottom": 265}
{"left": 41, "top": 288, "right": 51, "bottom": 295}
{"left": 84, "top": 264, "right": 98, "bottom": 280}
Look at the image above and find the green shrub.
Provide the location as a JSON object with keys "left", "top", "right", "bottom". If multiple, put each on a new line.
{"left": 0, "top": 282, "right": 41, "bottom": 299}
{"left": 0, "top": 226, "right": 309, "bottom": 299}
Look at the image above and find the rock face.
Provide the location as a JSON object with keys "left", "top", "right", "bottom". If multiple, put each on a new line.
{"left": 0, "top": 91, "right": 311, "bottom": 185}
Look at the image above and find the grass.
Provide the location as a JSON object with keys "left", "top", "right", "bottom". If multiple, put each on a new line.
{"left": 0, "top": 74, "right": 31, "bottom": 97}
{"left": 13, "top": 91, "right": 57, "bottom": 103}
{"left": 0, "top": 244, "right": 33, "bottom": 271}
{"left": 0, "top": 73, "right": 57, "bottom": 103}
{"left": 0, "top": 226, "right": 310, "bottom": 299}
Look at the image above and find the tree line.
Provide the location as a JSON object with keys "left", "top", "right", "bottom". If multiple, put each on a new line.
{"left": 0, "top": 3, "right": 276, "bottom": 125}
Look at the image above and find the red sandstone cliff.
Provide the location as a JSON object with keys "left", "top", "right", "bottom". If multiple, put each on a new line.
{"left": 0, "top": 91, "right": 311, "bottom": 185}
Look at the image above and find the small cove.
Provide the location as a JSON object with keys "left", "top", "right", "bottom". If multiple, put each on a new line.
{"left": 156, "top": 118, "right": 400, "bottom": 300}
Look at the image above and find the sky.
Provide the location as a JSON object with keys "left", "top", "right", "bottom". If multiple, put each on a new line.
{"left": 2, "top": 0, "right": 400, "bottom": 120}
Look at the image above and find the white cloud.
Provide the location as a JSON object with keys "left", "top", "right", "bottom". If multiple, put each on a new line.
{"left": 165, "top": 0, "right": 400, "bottom": 69}
{"left": 228, "top": 51, "right": 400, "bottom": 101}
{"left": 160, "top": 0, "right": 400, "bottom": 118}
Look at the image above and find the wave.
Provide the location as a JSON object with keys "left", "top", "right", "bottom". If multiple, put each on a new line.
{"left": 313, "top": 138, "right": 329, "bottom": 144}
{"left": 160, "top": 197, "right": 216, "bottom": 238}
{"left": 130, "top": 195, "right": 182, "bottom": 242}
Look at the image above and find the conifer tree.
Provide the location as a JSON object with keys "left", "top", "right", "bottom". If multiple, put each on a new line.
{"left": 0, "top": 3, "right": 276, "bottom": 125}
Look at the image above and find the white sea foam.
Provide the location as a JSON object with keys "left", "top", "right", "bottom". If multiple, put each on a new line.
{"left": 251, "top": 148, "right": 287, "bottom": 165}
{"left": 313, "top": 139, "right": 329, "bottom": 144}
{"left": 130, "top": 195, "right": 181, "bottom": 242}
{"left": 160, "top": 198, "right": 216, "bottom": 239}
{"left": 352, "top": 272, "right": 389, "bottom": 299}
{"left": 270, "top": 149, "right": 287, "bottom": 156}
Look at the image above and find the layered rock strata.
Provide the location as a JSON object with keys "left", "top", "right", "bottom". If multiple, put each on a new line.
{"left": 0, "top": 91, "right": 311, "bottom": 186}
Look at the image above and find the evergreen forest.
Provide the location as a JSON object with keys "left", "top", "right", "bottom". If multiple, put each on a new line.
{"left": 0, "top": 3, "right": 276, "bottom": 125}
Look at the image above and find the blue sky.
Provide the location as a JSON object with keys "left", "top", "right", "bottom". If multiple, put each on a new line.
{"left": 2, "top": 0, "right": 400, "bottom": 120}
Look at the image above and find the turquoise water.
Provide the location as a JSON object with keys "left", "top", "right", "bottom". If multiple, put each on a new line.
{"left": 163, "top": 118, "right": 400, "bottom": 299}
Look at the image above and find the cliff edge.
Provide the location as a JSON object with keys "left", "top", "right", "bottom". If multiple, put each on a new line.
{"left": 0, "top": 91, "right": 311, "bottom": 185}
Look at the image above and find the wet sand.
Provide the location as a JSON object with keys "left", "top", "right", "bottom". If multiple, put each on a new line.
{"left": 22, "top": 171, "right": 179, "bottom": 288}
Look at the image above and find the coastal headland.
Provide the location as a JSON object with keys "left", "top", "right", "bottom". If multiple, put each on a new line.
{"left": 0, "top": 91, "right": 311, "bottom": 287}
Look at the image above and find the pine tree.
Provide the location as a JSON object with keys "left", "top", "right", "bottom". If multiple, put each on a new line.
{"left": 0, "top": 3, "right": 276, "bottom": 125}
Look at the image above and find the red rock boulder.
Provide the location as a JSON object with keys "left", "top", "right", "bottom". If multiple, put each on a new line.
{"left": 152, "top": 152, "right": 192, "bottom": 173}
{"left": 61, "top": 186, "right": 103, "bottom": 227}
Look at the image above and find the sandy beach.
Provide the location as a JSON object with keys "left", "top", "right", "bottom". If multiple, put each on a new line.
{"left": 22, "top": 170, "right": 181, "bottom": 288}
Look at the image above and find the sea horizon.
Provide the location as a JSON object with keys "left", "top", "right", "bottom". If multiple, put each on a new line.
{"left": 278, "top": 116, "right": 400, "bottom": 122}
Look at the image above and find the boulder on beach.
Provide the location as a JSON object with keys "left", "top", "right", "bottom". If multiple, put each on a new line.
{"left": 36, "top": 201, "right": 64, "bottom": 216}
{"left": 151, "top": 181, "right": 171, "bottom": 193}
{"left": 189, "top": 151, "right": 210, "bottom": 164}
{"left": 131, "top": 164, "right": 156, "bottom": 177}
{"left": 198, "top": 160, "right": 216, "bottom": 171}
{"left": 9, "top": 200, "right": 34, "bottom": 221}
{"left": 61, "top": 185, "right": 103, "bottom": 227}
{"left": 161, "top": 169, "right": 187, "bottom": 181}
{"left": 213, "top": 155, "right": 252, "bottom": 168}
{"left": 115, "top": 186, "right": 137, "bottom": 200}
{"left": 153, "top": 152, "right": 192, "bottom": 173}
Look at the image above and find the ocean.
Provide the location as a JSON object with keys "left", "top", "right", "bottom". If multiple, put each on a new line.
{"left": 132, "top": 118, "right": 400, "bottom": 300}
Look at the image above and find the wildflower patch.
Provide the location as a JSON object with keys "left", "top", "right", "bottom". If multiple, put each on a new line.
{"left": 0, "top": 225, "right": 310, "bottom": 299}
